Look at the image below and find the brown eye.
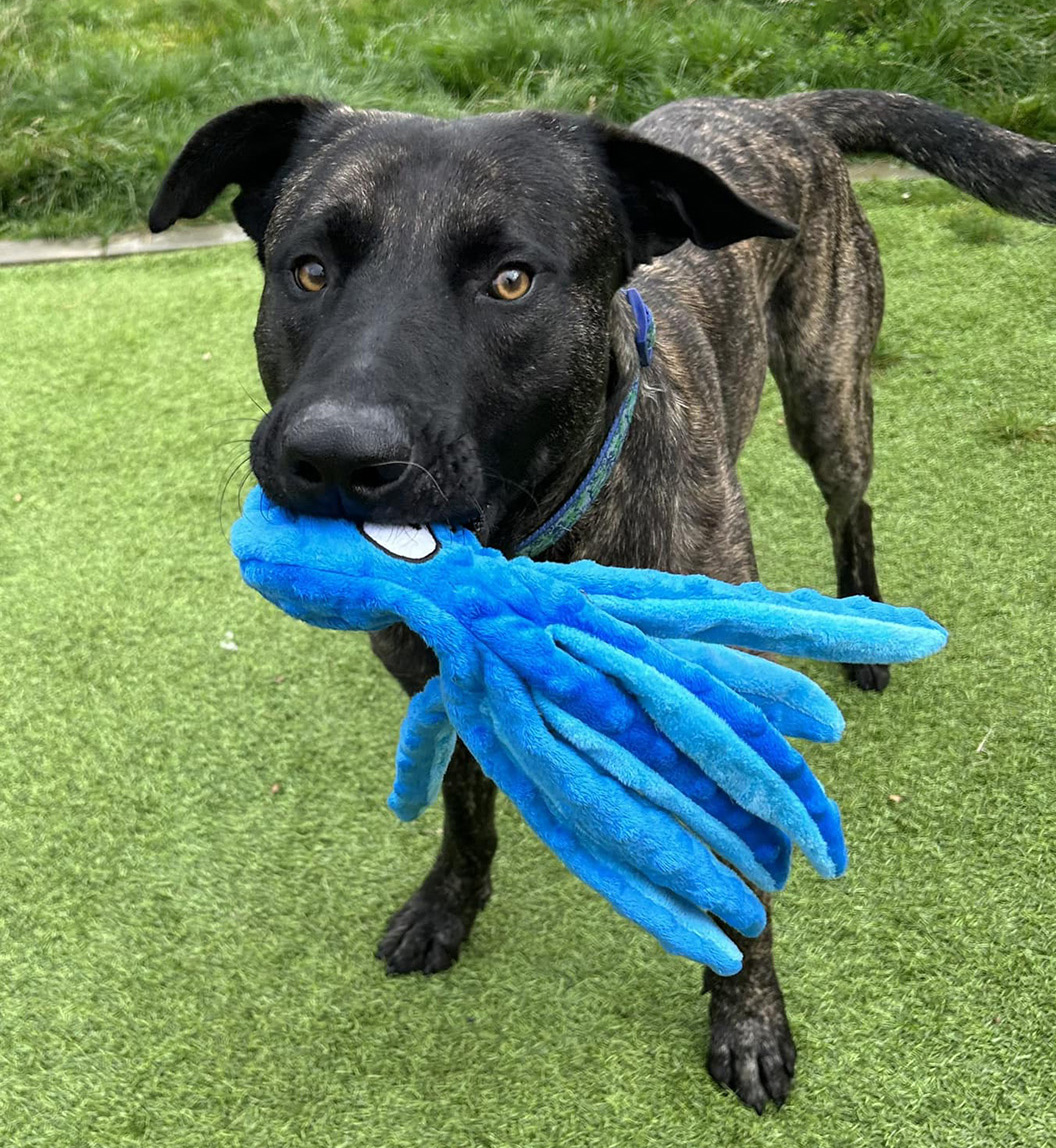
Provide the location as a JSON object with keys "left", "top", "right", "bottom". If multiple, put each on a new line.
{"left": 490, "top": 266, "right": 532, "bottom": 301}
{"left": 293, "top": 258, "right": 327, "bottom": 293}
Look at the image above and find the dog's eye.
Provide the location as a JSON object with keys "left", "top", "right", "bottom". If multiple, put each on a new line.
{"left": 489, "top": 266, "right": 533, "bottom": 301}
{"left": 293, "top": 258, "right": 327, "bottom": 293}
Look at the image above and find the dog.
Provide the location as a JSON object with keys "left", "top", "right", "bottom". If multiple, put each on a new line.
{"left": 150, "top": 89, "right": 1056, "bottom": 1112}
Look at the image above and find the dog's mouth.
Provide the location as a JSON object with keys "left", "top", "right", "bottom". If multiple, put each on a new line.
{"left": 249, "top": 420, "right": 493, "bottom": 536}
{"left": 251, "top": 472, "right": 489, "bottom": 542}
{"left": 253, "top": 466, "right": 486, "bottom": 527}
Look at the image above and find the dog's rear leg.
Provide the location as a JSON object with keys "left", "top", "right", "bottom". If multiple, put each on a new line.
{"left": 371, "top": 628, "right": 497, "bottom": 975}
{"left": 767, "top": 196, "right": 890, "bottom": 691}
{"left": 705, "top": 898, "right": 795, "bottom": 1112}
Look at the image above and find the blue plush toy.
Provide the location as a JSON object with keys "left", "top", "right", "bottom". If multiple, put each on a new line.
{"left": 230, "top": 485, "right": 946, "bottom": 974}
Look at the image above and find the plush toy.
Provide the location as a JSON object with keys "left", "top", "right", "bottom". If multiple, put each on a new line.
{"left": 231, "top": 485, "right": 946, "bottom": 973}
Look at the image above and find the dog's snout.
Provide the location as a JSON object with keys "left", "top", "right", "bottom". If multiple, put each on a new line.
{"left": 278, "top": 402, "right": 414, "bottom": 514}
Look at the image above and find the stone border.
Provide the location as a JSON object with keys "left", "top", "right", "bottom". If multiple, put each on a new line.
{"left": 0, "top": 222, "right": 248, "bottom": 267}
{"left": 0, "top": 163, "right": 928, "bottom": 268}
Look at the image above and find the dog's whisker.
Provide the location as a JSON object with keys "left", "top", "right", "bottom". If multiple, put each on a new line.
{"left": 481, "top": 469, "right": 542, "bottom": 515}
{"left": 217, "top": 456, "right": 252, "bottom": 537}
{"left": 389, "top": 459, "right": 449, "bottom": 502}
{"left": 236, "top": 466, "right": 257, "bottom": 514}
{"left": 238, "top": 383, "right": 268, "bottom": 417}
{"left": 217, "top": 453, "right": 251, "bottom": 490}
{"left": 211, "top": 438, "right": 255, "bottom": 452}
{"left": 466, "top": 496, "right": 487, "bottom": 531}
{"left": 218, "top": 455, "right": 251, "bottom": 490}
{"left": 204, "top": 417, "right": 260, "bottom": 431}
{"left": 213, "top": 447, "right": 255, "bottom": 477}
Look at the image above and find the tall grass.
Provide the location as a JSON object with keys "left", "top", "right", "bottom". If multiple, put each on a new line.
{"left": 2, "top": 0, "right": 1054, "bottom": 238}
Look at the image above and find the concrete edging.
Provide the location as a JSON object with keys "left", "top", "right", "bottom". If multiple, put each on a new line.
{"left": 0, "top": 162, "right": 929, "bottom": 268}
{"left": 0, "top": 223, "right": 249, "bottom": 267}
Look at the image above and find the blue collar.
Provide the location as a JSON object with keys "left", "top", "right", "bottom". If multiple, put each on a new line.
{"left": 514, "top": 287, "right": 655, "bottom": 558}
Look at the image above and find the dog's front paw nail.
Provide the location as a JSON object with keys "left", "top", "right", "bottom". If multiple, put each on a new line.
{"left": 376, "top": 878, "right": 489, "bottom": 975}
{"left": 708, "top": 1013, "right": 796, "bottom": 1114}
{"left": 843, "top": 661, "right": 891, "bottom": 692}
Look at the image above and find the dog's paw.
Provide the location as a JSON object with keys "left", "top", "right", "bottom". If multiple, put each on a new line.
{"left": 843, "top": 661, "right": 891, "bottom": 692}
{"left": 707, "top": 1006, "right": 796, "bottom": 1114}
{"left": 376, "top": 875, "right": 490, "bottom": 976}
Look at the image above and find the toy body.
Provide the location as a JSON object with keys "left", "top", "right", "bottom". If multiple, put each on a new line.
{"left": 231, "top": 487, "right": 946, "bottom": 973}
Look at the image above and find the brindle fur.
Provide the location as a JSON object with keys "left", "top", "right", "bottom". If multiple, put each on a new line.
{"left": 151, "top": 90, "right": 1056, "bottom": 1114}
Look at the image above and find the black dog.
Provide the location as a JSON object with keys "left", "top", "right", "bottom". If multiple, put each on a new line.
{"left": 151, "top": 90, "right": 1056, "bottom": 1112}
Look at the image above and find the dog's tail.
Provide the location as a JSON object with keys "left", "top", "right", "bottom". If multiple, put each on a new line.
{"left": 780, "top": 89, "right": 1056, "bottom": 224}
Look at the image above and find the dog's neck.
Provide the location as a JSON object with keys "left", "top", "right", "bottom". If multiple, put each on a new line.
{"left": 511, "top": 289, "right": 653, "bottom": 559}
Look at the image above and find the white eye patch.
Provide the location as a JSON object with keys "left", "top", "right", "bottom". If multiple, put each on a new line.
{"left": 361, "top": 521, "right": 439, "bottom": 562}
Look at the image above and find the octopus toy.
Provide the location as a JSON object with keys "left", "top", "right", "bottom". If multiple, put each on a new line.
{"left": 231, "top": 484, "right": 946, "bottom": 974}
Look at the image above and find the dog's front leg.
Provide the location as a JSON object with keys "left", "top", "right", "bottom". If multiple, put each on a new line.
{"left": 704, "top": 898, "right": 796, "bottom": 1113}
{"left": 376, "top": 742, "right": 497, "bottom": 975}
{"left": 370, "top": 626, "right": 498, "bottom": 975}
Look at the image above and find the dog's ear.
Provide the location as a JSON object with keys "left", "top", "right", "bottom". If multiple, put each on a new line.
{"left": 148, "top": 97, "right": 334, "bottom": 245}
{"left": 594, "top": 124, "right": 798, "bottom": 268}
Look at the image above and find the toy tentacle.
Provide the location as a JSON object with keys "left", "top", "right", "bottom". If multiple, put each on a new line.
{"left": 388, "top": 676, "right": 457, "bottom": 822}
{"left": 480, "top": 656, "right": 768, "bottom": 938}
{"left": 550, "top": 696, "right": 793, "bottom": 887}
{"left": 603, "top": 716, "right": 794, "bottom": 886}
{"left": 635, "top": 635, "right": 846, "bottom": 877}
{"left": 466, "top": 602, "right": 794, "bottom": 884}
{"left": 443, "top": 699, "right": 747, "bottom": 974}
{"left": 569, "top": 826, "right": 746, "bottom": 973}
{"left": 661, "top": 640, "right": 846, "bottom": 743}
{"left": 551, "top": 624, "right": 846, "bottom": 879}
{"left": 534, "top": 692, "right": 782, "bottom": 892}
{"left": 539, "top": 561, "right": 946, "bottom": 665}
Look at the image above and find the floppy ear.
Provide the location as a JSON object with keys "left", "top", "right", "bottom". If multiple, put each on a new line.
{"left": 594, "top": 124, "right": 798, "bottom": 268}
{"left": 148, "top": 96, "right": 334, "bottom": 246}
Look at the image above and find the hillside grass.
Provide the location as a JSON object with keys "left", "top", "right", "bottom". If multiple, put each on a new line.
{"left": 2, "top": 0, "right": 1055, "bottom": 239}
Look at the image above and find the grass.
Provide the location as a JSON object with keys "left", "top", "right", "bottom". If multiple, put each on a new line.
{"left": 944, "top": 204, "right": 1018, "bottom": 245}
{"left": 2, "top": 188, "right": 1055, "bottom": 1147}
{"left": 870, "top": 331, "right": 908, "bottom": 372}
{"left": 1, "top": 0, "right": 1055, "bottom": 239}
{"left": 986, "top": 410, "right": 1056, "bottom": 445}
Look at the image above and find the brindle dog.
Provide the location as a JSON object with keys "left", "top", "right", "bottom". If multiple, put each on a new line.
{"left": 151, "top": 90, "right": 1056, "bottom": 1112}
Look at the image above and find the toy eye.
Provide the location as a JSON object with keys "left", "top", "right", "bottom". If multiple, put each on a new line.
{"left": 293, "top": 258, "right": 327, "bottom": 293}
{"left": 361, "top": 522, "right": 439, "bottom": 562}
{"left": 489, "top": 266, "right": 533, "bottom": 301}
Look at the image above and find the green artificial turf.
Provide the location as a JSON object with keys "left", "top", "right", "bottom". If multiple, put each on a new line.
{"left": 2, "top": 188, "right": 1055, "bottom": 1147}
{"left": 2, "top": 0, "right": 1055, "bottom": 238}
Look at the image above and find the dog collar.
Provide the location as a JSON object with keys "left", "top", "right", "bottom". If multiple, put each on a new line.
{"left": 514, "top": 288, "right": 654, "bottom": 558}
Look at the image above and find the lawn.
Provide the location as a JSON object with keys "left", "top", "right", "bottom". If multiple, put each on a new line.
{"left": 2, "top": 0, "right": 1055, "bottom": 239}
{"left": 2, "top": 187, "right": 1055, "bottom": 1146}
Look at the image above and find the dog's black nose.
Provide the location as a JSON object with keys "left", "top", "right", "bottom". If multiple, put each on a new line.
{"left": 278, "top": 402, "right": 414, "bottom": 515}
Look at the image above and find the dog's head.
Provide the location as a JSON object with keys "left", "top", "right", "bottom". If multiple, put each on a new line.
{"left": 151, "top": 97, "right": 794, "bottom": 544}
